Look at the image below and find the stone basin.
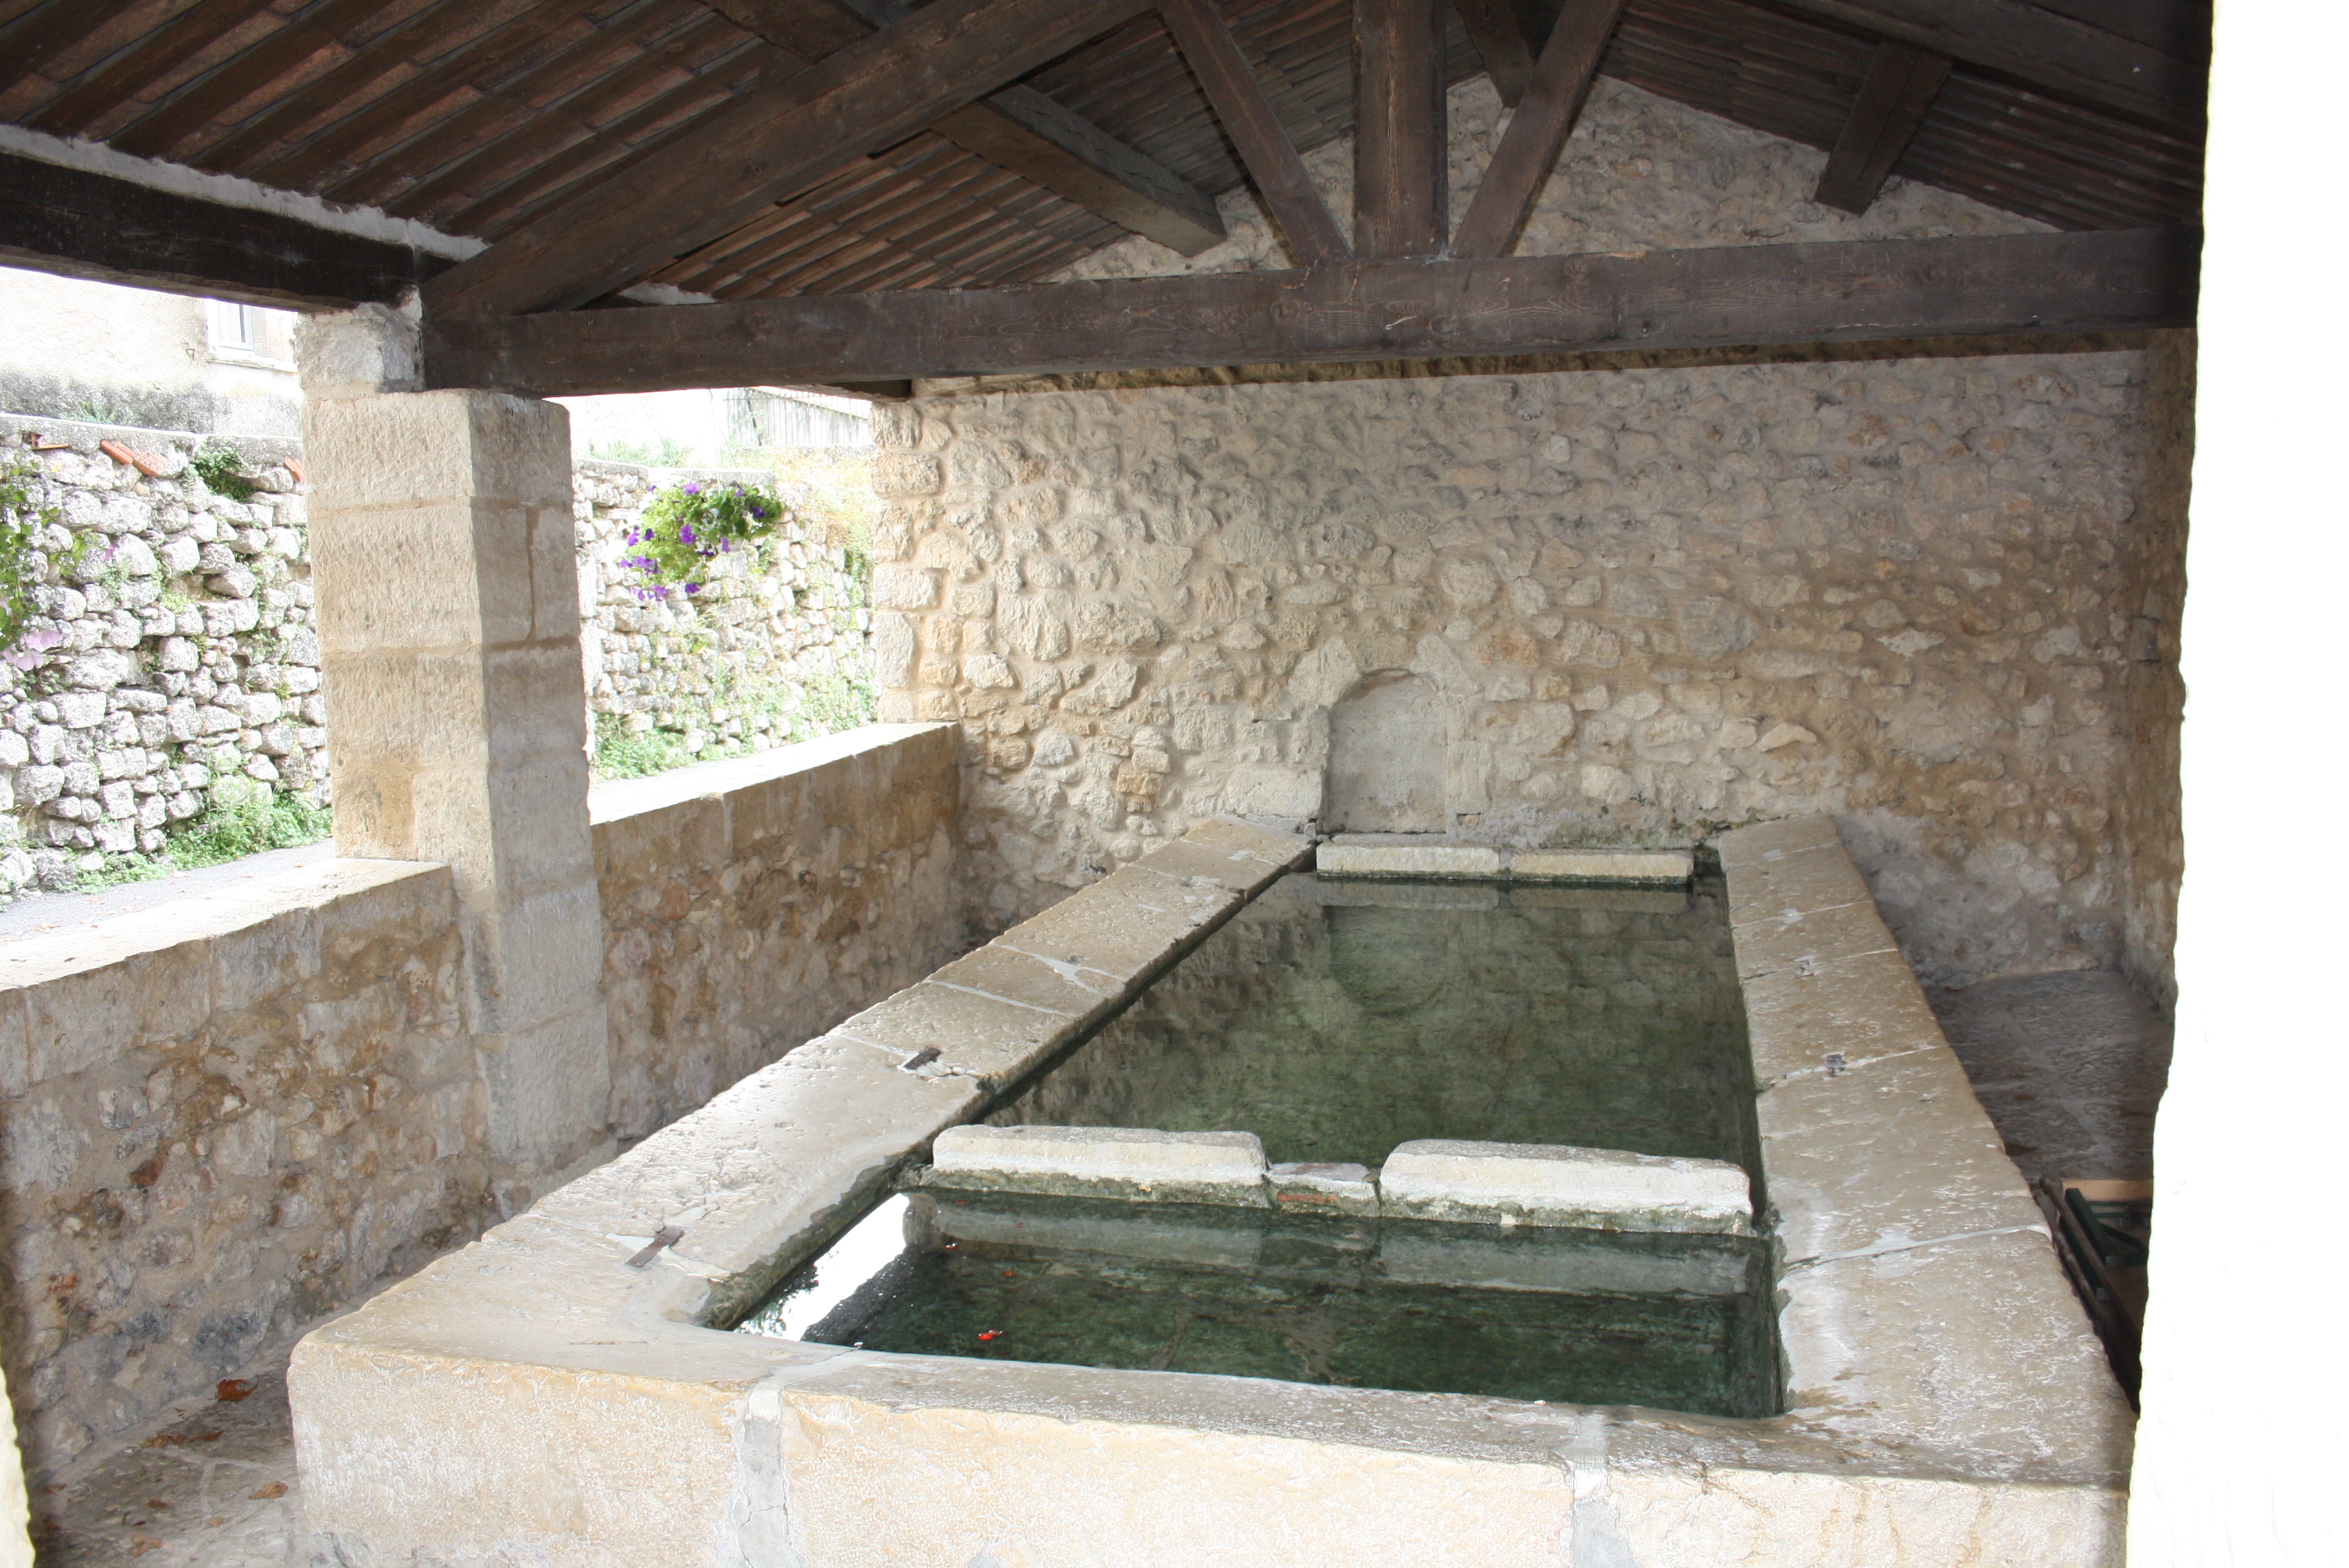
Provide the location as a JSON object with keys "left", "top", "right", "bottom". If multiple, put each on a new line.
{"left": 289, "top": 814, "right": 2130, "bottom": 1567}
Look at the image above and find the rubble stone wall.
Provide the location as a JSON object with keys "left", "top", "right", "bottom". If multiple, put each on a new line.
{"left": 0, "top": 425, "right": 876, "bottom": 902}
{"left": 0, "top": 417, "right": 314, "bottom": 896}
{"left": 871, "top": 80, "right": 2191, "bottom": 997}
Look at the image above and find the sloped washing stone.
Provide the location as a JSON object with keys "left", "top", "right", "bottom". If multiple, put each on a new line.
{"left": 1509, "top": 848, "right": 1694, "bottom": 883}
{"left": 1315, "top": 842, "right": 1503, "bottom": 878}
{"left": 928, "top": 1124, "right": 1272, "bottom": 1206}
{"left": 1268, "top": 1160, "right": 1381, "bottom": 1215}
{"left": 1378, "top": 1140, "right": 1753, "bottom": 1235}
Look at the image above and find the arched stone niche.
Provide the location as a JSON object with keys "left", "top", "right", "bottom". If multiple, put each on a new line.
{"left": 1324, "top": 671, "right": 1447, "bottom": 833}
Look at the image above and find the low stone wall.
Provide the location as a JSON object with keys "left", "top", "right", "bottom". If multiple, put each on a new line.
{"left": 593, "top": 723, "right": 962, "bottom": 1141}
{"left": 0, "top": 723, "right": 958, "bottom": 1480}
{"left": 0, "top": 860, "right": 475, "bottom": 1477}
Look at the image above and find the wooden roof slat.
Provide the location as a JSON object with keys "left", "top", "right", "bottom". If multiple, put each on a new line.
{"left": 321, "top": 0, "right": 718, "bottom": 205}
{"left": 112, "top": 0, "right": 426, "bottom": 158}
{"left": 189, "top": 0, "right": 512, "bottom": 169}
{"left": 26, "top": 0, "right": 278, "bottom": 135}
{"left": 0, "top": 0, "right": 170, "bottom": 103}
{"left": 254, "top": 0, "right": 608, "bottom": 188}
{"left": 383, "top": 9, "right": 742, "bottom": 218}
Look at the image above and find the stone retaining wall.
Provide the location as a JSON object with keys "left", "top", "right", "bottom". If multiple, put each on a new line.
{"left": 0, "top": 423, "right": 875, "bottom": 902}
{"left": 0, "top": 724, "right": 958, "bottom": 1481}
{"left": 870, "top": 79, "right": 2191, "bottom": 996}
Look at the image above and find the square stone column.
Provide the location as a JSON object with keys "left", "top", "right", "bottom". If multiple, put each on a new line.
{"left": 299, "top": 305, "right": 611, "bottom": 1198}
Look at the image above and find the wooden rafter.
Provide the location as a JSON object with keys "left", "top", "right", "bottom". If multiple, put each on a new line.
{"left": 423, "top": 0, "right": 1155, "bottom": 316}
{"left": 1159, "top": 0, "right": 1347, "bottom": 265}
{"left": 1450, "top": 0, "right": 1623, "bottom": 257}
{"left": 1352, "top": 0, "right": 1446, "bottom": 258}
{"left": 717, "top": 0, "right": 1224, "bottom": 254}
{"left": 1449, "top": 0, "right": 1542, "bottom": 105}
{"left": 1775, "top": 0, "right": 2202, "bottom": 128}
{"left": 1813, "top": 39, "right": 1950, "bottom": 214}
{"left": 423, "top": 228, "right": 2199, "bottom": 395}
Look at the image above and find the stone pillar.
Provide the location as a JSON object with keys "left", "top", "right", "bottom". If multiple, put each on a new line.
{"left": 297, "top": 304, "right": 611, "bottom": 1199}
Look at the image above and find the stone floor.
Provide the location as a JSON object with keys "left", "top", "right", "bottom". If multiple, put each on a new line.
{"left": 23, "top": 967, "right": 2172, "bottom": 1567}
{"left": 1933, "top": 969, "right": 2173, "bottom": 1187}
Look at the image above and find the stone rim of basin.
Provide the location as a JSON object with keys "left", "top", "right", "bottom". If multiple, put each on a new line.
{"left": 920, "top": 1124, "right": 1750, "bottom": 1235}
{"left": 1314, "top": 838, "right": 1697, "bottom": 884}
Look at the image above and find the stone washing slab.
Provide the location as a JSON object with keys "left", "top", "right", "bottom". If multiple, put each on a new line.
{"left": 289, "top": 809, "right": 2128, "bottom": 1567}
{"left": 1315, "top": 842, "right": 1503, "bottom": 878}
{"left": 1376, "top": 1229, "right": 1758, "bottom": 1298}
{"left": 926, "top": 1124, "right": 1271, "bottom": 1206}
{"left": 1378, "top": 1140, "right": 1754, "bottom": 1235}
{"left": 1314, "top": 837, "right": 1698, "bottom": 885}
{"left": 1509, "top": 848, "right": 1696, "bottom": 883}
{"left": 1268, "top": 1160, "right": 1381, "bottom": 1215}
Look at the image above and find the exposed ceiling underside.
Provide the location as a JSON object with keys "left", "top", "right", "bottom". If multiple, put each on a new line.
{"left": 0, "top": 0, "right": 2206, "bottom": 305}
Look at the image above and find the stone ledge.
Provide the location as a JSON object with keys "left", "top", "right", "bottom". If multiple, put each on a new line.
{"left": 586, "top": 721, "right": 956, "bottom": 826}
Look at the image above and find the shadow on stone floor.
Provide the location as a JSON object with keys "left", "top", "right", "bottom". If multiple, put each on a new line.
{"left": 1934, "top": 969, "right": 2173, "bottom": 1187}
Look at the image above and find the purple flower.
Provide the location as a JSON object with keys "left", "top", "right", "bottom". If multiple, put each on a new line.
{"left": 683, "top": 483, "right": 701, "bottom": 495}
{"left": 684, "top": 582, "right": 701, "bottom": 595}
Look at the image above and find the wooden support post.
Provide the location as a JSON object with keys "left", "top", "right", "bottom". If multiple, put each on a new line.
{"left": 1813, "top": 41, "right": 1952, "bottom": 214}
{"left": 1353, "top": 0, "right": 1446, "bottom": 258}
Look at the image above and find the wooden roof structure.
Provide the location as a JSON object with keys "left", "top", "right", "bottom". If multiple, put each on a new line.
{"left": 0, "top": 0, "right": 2206, "bottom": 394}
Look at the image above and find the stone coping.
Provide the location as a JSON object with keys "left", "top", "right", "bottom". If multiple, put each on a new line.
{"left": 289, "top": 813, "right": 2131, "bottom": 1568}
{"left": 0, "top": 857, "right": 448, "bottom": 1096}
{"left": 586, "top": 722, "right": 953, "bottom": 826}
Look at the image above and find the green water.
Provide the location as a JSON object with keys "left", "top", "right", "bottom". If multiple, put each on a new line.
{"left": 991, "top": 873, "right": 1758, "bottom": 1173}
{"left": 742, "top": 1192, "right": 1778, "bottom": 1418}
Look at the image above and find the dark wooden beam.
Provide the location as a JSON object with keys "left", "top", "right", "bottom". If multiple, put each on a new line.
{"left": 422, "top": 0, "right": 1153, "bottom": 318}
{"left": 1159, "top": 0, "right": 1348, "bottom": 266}
{"left": 1353, "top": 0, "right": 1446, "bottom": 257}
{"left": 714, "top": 0, "right": 1224, "bottom": 255}
{"left": 1814, "top": 41, "right": 1952, "bottom": 214}
{"left": 1774, "top": 0, "right": 2203, "bottom": 128}
{"left": 1449, "top": 0, "right": 1623, "bottom": 258}
{"left": 0, "top": 152, "right": 451, "bottom": 310}
{"left": 1449, "top": 0, "right": 1542, "bottom": 106}
{"left": 424, "top": 227, "right": 2199, "bottom": 395}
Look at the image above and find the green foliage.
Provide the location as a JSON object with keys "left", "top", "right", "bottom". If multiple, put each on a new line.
{"left": 619, "top": 480, "right": 801, "bottom": 605}
{"left": 591, "top": 711, "right": 688, "bottom": 779}
{"left": 63, "top": 391, "right": 130, "bottom": 426}
{"left": 590, "top": 435, "right": 697, "bottom": 467}
{"left": 165, "top": 792, "right": 334, "bottom": 870}
{"left": 190, "top": 441, "right": 257, "bottom": 502}
{"left": 787, "top": 667, "right": 876, "bottom": 742}
{"left": 71, "top": 852, "right": 171, "bottom": 892}
{"left": 0, "top": 451, "right": 56, "bottom": 650}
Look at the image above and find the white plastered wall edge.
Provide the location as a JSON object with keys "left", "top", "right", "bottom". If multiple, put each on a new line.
{"left": 289, "top": 814, "right": 2131, "bottom": 1568}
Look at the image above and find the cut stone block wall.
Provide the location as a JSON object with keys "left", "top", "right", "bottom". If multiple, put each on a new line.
{"left": 0, "top": 724, "right": 958, "bottom": 1481}
{"left": 871, "top": 79, "right": 2191, "bottom": 996}
{"left": 592, "top": 723, "right": 963, "bottom": 1141}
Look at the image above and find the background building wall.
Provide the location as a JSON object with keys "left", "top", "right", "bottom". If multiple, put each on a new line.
{"left": 0, "top": 268, "right": 299, "bottom": 438}
{"left": 871, "top": 81, "right": 2190, "bottom": 998}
